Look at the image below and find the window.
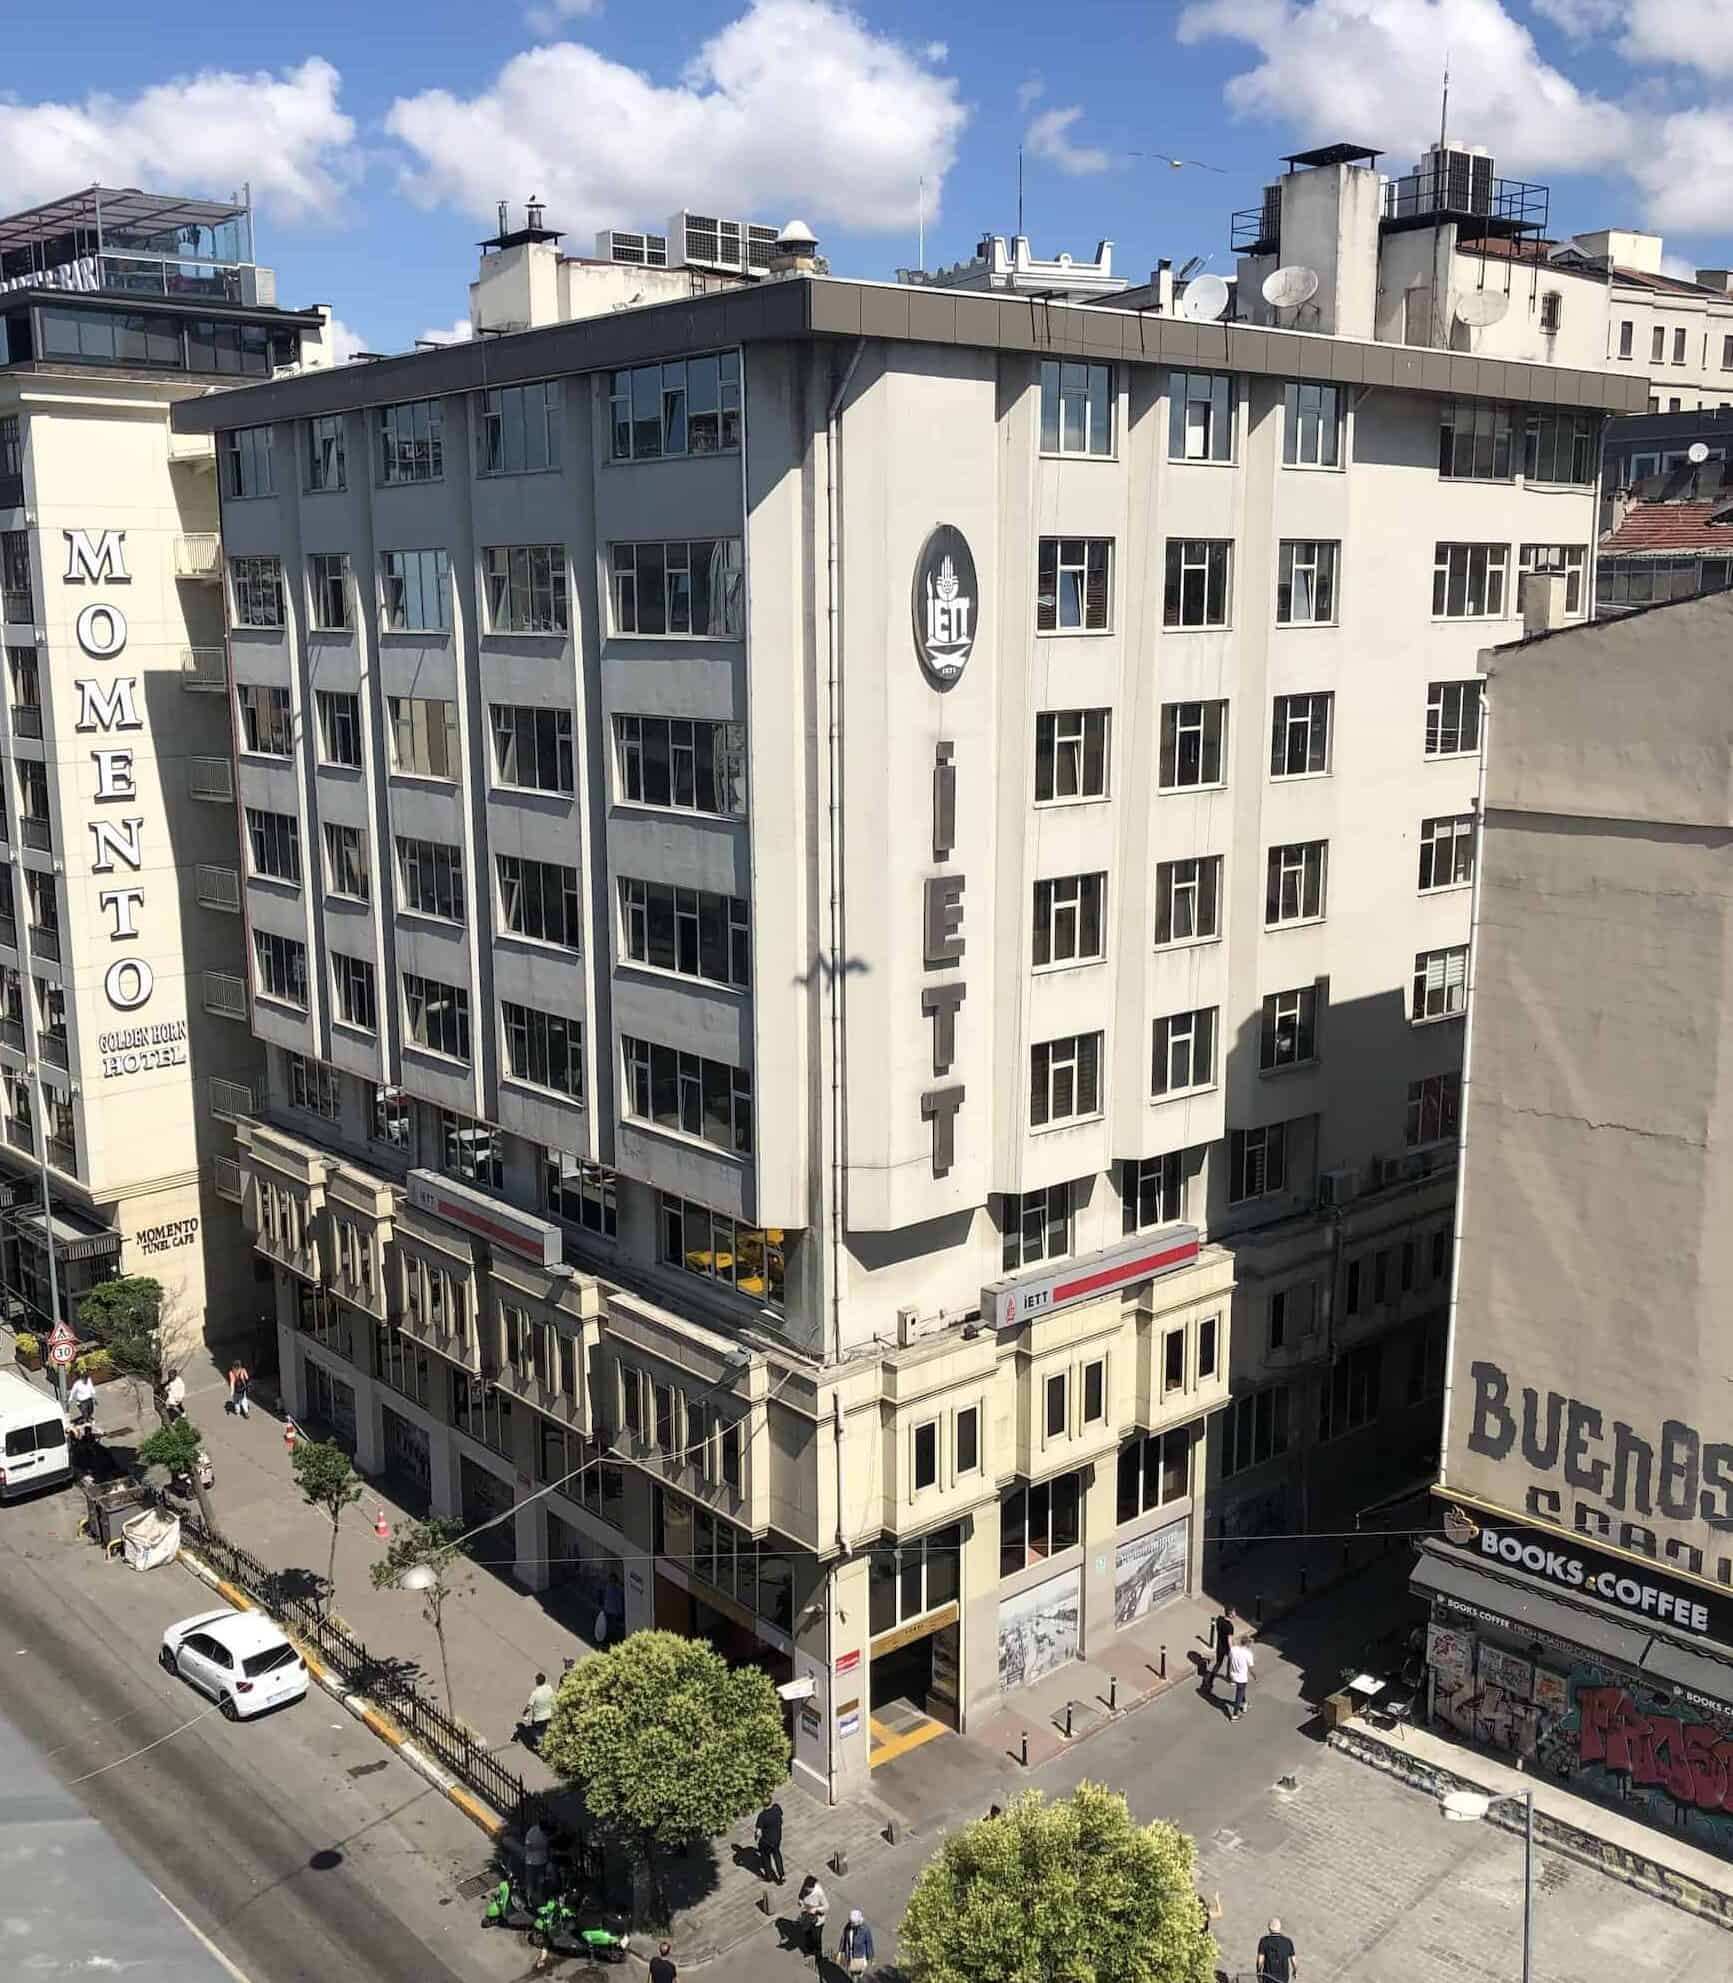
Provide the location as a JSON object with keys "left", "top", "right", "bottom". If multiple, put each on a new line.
{"left": 1674, "top": 327, "right": 1688, "bottom": 365}
{"left": 1425, "top": 681, "right": 1481, "bottom": 758}
{"left": 323, "top": 822, "right": 368, "bottom": 901}
{"left": 1001, "top": 1184, "right": 1070, "bottom": 1273}
{"left": 1403, "top": 1070, "right": 1459, "bottom": 1150}
{"left": 1169, "top": 371, "right": 1234, "bottom": 461}
{"left": 1199, "top": 1315, "right": 1219, "bottom": 1381}
{"left": 1045, "top": 1371, "right": 1069, "bottom": 1439}
{"left": 658, "top": 1194, "right": 785, "bottom": 1309}
{"left": 0, "top": 415, "right": 20, "bottom": 478}
{"left": 1412, "top": 945, "right": 1468, "bottom": 1022}
{"left": 331, "top": 952, "right": 376, "bottom": 1032}
{"left": 1228, "top": 1123, "right": 1289, "bottom": 1204}
{"left": 1320, "top": 1344, "right": 1382, "bottom": 1442}
{"left": 1282, "top": 381, "right": 1343, "bottom": 467}
{"left": 1220, "top": 1385, "right": 1289, "bottom": 1477}
{"left": 912, "top": 1421, "right": 939, "bottom": 1493}
{"left": 1161, "top": 1328, "right": 1187, "bottom": 1396}
{"left": 286, "top": 1052, "right": 340, "bottom": 1120}
{"left": 1152, "top": 1008, "right": 1216, "bottom": 1097}
{"left": 308, "top": 553, "right": 351, "bottom": 631}
{"left": 492, "top": 704, "right": 574, "bottom": 793}
{"left": 1618, "top": 320, "right": 1633, "bottom": 359}
{"left": 1036, "top": 537, "right": 1112, "bottom": 631}
{"left": 1034, "top": 709, "right": 1110, "bottom": 802}
{"left": 867, "top": 1522, "right": 962, "bottom": 1635}
{"left": 1438, "top": 399, "right": 1512, "bottom": 479}
{"left": 614, "top": 715, "right": 747, "bottom": 815}
{"left": 236, "top": 683, "right": 292, "bottom": 755}
{"left": 1030, "top": 1032, "right": 1102, "bottom": 1127}
{"left": 1276, "top": 540, "right": 1337, "bottom": 624}
{"left": 1164, "top": 538, "right": 1232, "bottom": 626}
{"left": 403, "top": 973, "right": 471, "bottom": 1061}
{"left": 503, "top": 1003, "right": 583, "bottom": 1099}
{"left": 545, "top": 1152, "right": 618, "bottom": 1237}
{"left": 610, "top": 538, "right": 743, "bottom": 636}
{"left": 1032, "top": 873, "right": 1105, "bottom": 968}
{"left": 1158, "top": 700, "right": 1227, "bottom": 789}
{"left": 480, "top": 381, "right": 559, "bottom": 474}
{"left": 500, "top": 854, "right": 582, "bottom": 951}
{"left": 440, "top": 1110, "right": 502, "bottom": 1187}
{"left": 369, "top": 1083, "right": 412, "bottom": 1150}
{"left": 1000, "top": 1470, "right": 1084, "bottom": 1573}
{"left": 619, "top": 879, "right": 749, "bottom": 986}
{"left": 1432, "top": 542, "right": 1508, "bottom": 618}
{"left": 396, "top": 837, "right": 464, "bottom": 923}
{"left": 230, "top": 555, "right": 285, "bottom": 629}
{"left": 1260, "top": 985, "right": 1319, "bottom": 1070}
{"left": 1651, "top": 326, "right": 1666, "bottom": 363}
{"left": 381, "top": 549, "right": 452, "bottom": 633}
{"left": 624, "top": 1038, "right": 753, "bottom": 1155}
{"left": 956, "top": 1405, "right": 981, "bottom": 1475}
{"left": 1118, "top": 1428, "right": 1189, "bottom": 1519}
{"left": 1155, "top": 856, "right": 1221, "bottom": 946}
{"left": 1518, "top": 543, "right": 1587, "bottom": 617}
{"left": 483, "top": 544, "right": 569, "bottom": 634}
{"left": 1121, "top": 1151, "right": 1186, "bottom": 1233}
{"left": 315, "top": 690, "right": 362, "bottom": 768}
{"left": 305, "top": 415, "right": 345, "bottom": 492}
{"left": 1, "top": 530, "right": 33, "bottom": 621}
{"left": 1418, "top": 814, "right": 1475, "bottom": 892}
{"left": 387, "top": 696, "right": 459, "bottom": 779}
{"left": 1040, "top": 359, "right": 1113, "bottom": 455}
{"left": 378, "top": 399, "right": 443, "bottom": 483}
{"left": 245, "top": 807, "right": 300, "bottom": 883}
{"left": 1523, "top": 410, "right": 1596, "bottom": 485}
{"left": 252, "top": 929, "right": 307, "bottom": 1007}
{"left": 1539, "top": 290, "right": 1561, "bottom": 334}
{"left": 1265, "top": 841, "right": 1327, "bottom": 925}
{"left": 1270, "top": 693, "right": 1331, "bottom": 778}
{"left": 609, "top": 353, "right": 740, "bottom": 460}
{"left": 220, "top": 425, "right": 273, "bottom": 498}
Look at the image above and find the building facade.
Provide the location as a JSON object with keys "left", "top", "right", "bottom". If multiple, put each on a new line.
{"left": 1426, "top": 586, "right": 1733, "bottom": 1858}
{"left": 171, "top": 271, "right": 1637, "bottom": 1800}
{"left": 0, "top": 187, "right": 329, "bottom": 1352}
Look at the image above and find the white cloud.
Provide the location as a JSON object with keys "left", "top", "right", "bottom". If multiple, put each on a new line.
{"left": 323, "top": 314, "right": 372, "bottom": 363}
{"left": 386, "top": 0, "right": 967, "bottom": 237}
{"left": 417, "top": 316, "right": 474, "bottom": 346}
{"left": 0, "top": 58, "right": 355, "bottom": 221}
{"left": 1619, "top": 0, "right": 1733, "bottom": 79}
{"left": 524, "top": 0, "right": 601, "bottom": 36}
{"left": 1529, "top": 0, "right": 1620, "bottom": 36}
{"left": 1016, "top": 76, "right": 1046, "bottom": 112}
{"left": 925, "top": 39, "right": 949, "bottom": 61}
{"left": 1627, "top": 110, "right": 1733, "bottom": 234}
{"left": 1024, "top": 105, "right": 1111, "bottom": 176}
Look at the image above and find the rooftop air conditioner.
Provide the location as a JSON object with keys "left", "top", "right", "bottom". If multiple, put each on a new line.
{"left": 1318, "top": 1165, "right": 1360, "bottom": 1210}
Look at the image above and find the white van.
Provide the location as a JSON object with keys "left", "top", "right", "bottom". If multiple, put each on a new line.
{"left": 0, "top": 1366, "right": 72, "bottom": 1500}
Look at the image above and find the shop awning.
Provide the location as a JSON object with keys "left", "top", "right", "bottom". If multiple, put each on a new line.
{"left": 1638, "top": 1635, "right": 1733, "bottom": 1709}
{"left": 11, "top": 1206, "right": 123, "bottom": 1264}
{"left": 1411, "top": 1546, "right": 1651, "bottom": 1666}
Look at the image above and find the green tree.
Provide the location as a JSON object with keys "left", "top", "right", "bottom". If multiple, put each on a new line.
{"left": 78, "top": 1277, "right": 166, "bottom": 1423}
{"left": 540, "top": 1630, "right": 788, "bottom": 1918}
{"left": 370, "top": 1516, "right": 465, "bottom": 1714}
{"left": 899, "top": 1783, "right": 1218, "bottom": 1983}
{"left": 290, "top": 1437, "right": 362, "bottom": 1618}
{"left": 137, "top": 1417, "right": 215, "bottom": 1532}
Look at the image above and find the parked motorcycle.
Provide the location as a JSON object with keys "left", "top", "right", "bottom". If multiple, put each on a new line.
{"left": 481, "top": 1879, "right": 536, "bottom": 1931}
{"left": 529, "top": 1893, "right": 630, "bottom": 1963}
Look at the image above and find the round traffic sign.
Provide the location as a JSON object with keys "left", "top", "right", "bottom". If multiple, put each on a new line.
{"left": 48, "top": 1341, "right": 77, "bottom": 1367}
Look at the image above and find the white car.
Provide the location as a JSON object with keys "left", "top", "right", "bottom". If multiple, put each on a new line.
{"left": 160, "top": 1608, "right": 309, "bottom": 1720}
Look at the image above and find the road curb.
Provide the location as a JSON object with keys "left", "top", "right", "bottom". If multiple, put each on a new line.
{"left": 175, "top": 1544, "right": 505, "bottom": 1841}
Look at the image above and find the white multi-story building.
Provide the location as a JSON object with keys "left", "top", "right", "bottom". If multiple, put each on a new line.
{"left": 0, "top": 187, "right": 329, "bottom": 1350}
{"left": 171, "top": 249, "right": 1638, "bottom": 1800}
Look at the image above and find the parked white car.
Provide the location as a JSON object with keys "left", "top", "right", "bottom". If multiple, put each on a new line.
{"left": 160, "top": 1608, "right": 308, "bottom": 1720}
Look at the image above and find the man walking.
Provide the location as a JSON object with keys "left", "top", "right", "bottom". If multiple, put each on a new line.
{"left": 648, "top": 1939, "right": 677, "bottom": 1983}
{"left": 69, "top": 1369, "right": 97, "bottom": 1427}
{"left": 226, "top": 1357, "right": 251, "bottom": 1419}
{"left": 521, "top": 1671, "right": 557, "bottom": 1752}
{"left": 1226, "top": 1636, "right": 1255, "bottom": 1720}
{"left": 754, "top": 1798, "right": 785, "bottom": 1883}
{"left": 1257, "top": 1916, "right": 1298, "bottom": 1981}
{"left": 1209, "top": 1609, "right": 1234, "bottom": 1685}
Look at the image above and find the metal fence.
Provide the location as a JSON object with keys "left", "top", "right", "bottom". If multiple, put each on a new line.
{"left": 178, "top": 1507, "right": 531, "bottom": 1822}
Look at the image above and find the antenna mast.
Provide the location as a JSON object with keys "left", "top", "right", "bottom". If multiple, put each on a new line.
{"left": 1017, "top": 146, "right": 1024, "bottom": 237}
{"left": 1430, "top": 52, "right": 1451, "bottom": 349}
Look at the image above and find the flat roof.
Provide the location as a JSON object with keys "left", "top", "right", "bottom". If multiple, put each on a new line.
{"left": 171, "top": 274, "right": 1651, "bottom": 434}
{"left": 1283, "top": 143, "right": 1380, "bottom": 168}
{"left": 0, "top": 186, "right": 248, "bottom": 255}
{"left": 0, "top": 285, "right": 323, "bottom": 329}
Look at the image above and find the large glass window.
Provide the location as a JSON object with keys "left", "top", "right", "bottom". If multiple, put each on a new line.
{"left": 1432, "top": 542, "right": 1508, "bottom": 618}
{"left": 308, "top": 552, "right": 351, "bottom": 632}
{"left": 331, "top": 952, "right": 376, "bottom": 1031}
{"left": 658, "top": 1194, "right": 785, "bottom": 1309}
{"left": 1425, "top": 681, "right": 1481, "bottom": 758}
{"left": 1228, "top": 1123, "right": 1289, "bottom": 1204}
{"left": 1518, "top": 543, "right": 1587, "bottom": 617}
{"left": 1418, "top": 813, "right": 1475, "bottom": 892}
{"left": 315, "top": 690, "right": 362, "bottom": 768}
{"left": 1276, "top": 541, "right": 1337, "bottom": 624}
{"left": 1034, "top": 709, "right": 1110, "bottom": 802}
{"left": 1154, "top": 856, "right": 1221, "bottom": 945}
{"left": 1266, "top": 841, "right": 1328, "bottom": 925}
{"left": 305, "top": 415, "right": 345, "bottom": 492}
{"left": 1121, "top": 1151, "right": 1187, "bottom": 1233}
{"left": 499, "top": 854, "right": 582, "bottom": 950}
{"left": 1524, "top": 409, "right": 1597, "bottom": 485}
{"left": 1412, "top": 946, "right": 1468, "bottom": 1022}
{"left": 1030, "top": 1033, "right": 1102, "bottom": 1127}
{"left": 1036, "top": 537, "right": 1111, "bottom": 632}
{"left": 378, "top": 400, "right": 443, "bottom": 483}
{"left": 381, "top": 549, "right": 452, "bottom": 632}
{"left": 1164, "top": 539, "right": 1232, "bottom": 626}
{"left": 625, "top": 1039, "right": 752, "bottom": 1155}
{"left": 610, "top": 538, "right": 743, "bottom": 636}
{"left": 1220, "top": 1385, "right": 1289, "bottom": 1477}
{"left": 1282, "top": 382, "right": 1343, "bottom": 467}
{"left": 245, "top": 807, "right": 300, "bottom": 882}
{"left": 230, "top": 556, "right": 284, "bottom": 630}
{"left": 1040, "top": 359, "right": 1112, "bottom": 456}
{"left": 1001, "top": 1184, "right": 1070, "bottom": 1273}
{"left": 480, "top": 381, "right": 559, "bottom": 474}
{"left": 40, "top": 305, "right": 182, "bottom": 368}
{"left": 220, "top": 425, "right": 273, "bottom": 499}
{"left": 1032, "top": 874, "right": 1105, "bottom": 968}
{"left": 1270, "top": 692, "right": 1332, "bottom": 777}
{"left": 502, "top": 1003, "right": 583, "bottom": 1098}
{"left": 614, "top": 715, "right": 746, "bottom": 815}
{"left": 1152, "top": 1007, "right": 1216, "bottom": 1097}
{"left": 404, "top": 974, "right": 471, "bottom": 1061}
{"left": 1438, "top": 399, "right": 1513, "bottom": 479}
{"left": 387, "top": 695, "right": 459, "bottom": 779}
{"left": 619, "top": 879, "right": 749, "bottom": 986}
{"left": 483, "top": 544, "right": 569, "bottom": 634}
{"left": 609, "top": 353, "right": 741, "bottom": 460}
{"left": 252, "top": 929, "right": 307, "bottom": 1007}
{"left": 1259, "top": 985, "right": 1319, "bottom": 1070}
{"left": 999, "top": 1469, "right": 1084, "bottom": 1574}
{"left": 1169, "top": 371, "right": 1234, "bottom": 461}
{"left": 1407, "top": 1071, "right": 1462, "bottom": 1147}
{"left": 1117, "top": 1428, "right": 1189, "bottom": 1521}
{"left": 492, "top": 704, "right": 574, "bottom": 793}
{"left": 868, "top": 1524, "right": 962, "bottom": 1637}
{"left": 440, "top": 1109, "right": 502, "bottom": 1186}
{"left": 395, "top": 836, "right": 464, "bottom": 922}
{"left": 545, "top": 1152, "right": 618, "bottom": 1237}
{"left": 1158, "top": 700, "right": 1227, "bottom": 789}
{"left": 236, "top": 683, "right": 292, "bottom": 756}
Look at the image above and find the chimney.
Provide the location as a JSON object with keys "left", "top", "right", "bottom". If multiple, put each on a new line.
{"left": 769, "top": 219, "right": 821, "bottom": 276}
{"left": 1155, "top": 257, "right": 1174, "bottom": 314}
{"left": 1521, "top": 570, "right": 1570, "bottom": 636}
{"left": 1695, "top": 269, "right": 1733, "bottom": 296}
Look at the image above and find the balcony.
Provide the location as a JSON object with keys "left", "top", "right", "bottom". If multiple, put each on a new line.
{"left": 28, "top": 924, "right": 60, "bottom": 965}
{"left": 20, "top": 817, "right": 52, "bottom": 854}
{"left": 9, "top": 704, "right": 41, "bottom": 740}
{"left": 2, "top": 588, "right": 33, "bottom": 625}
{"left": 182, "top": 646, "right": 228, "bottom": 692}
{"left": 0, "top": 914, "right": 16, "bottom": 952}
{"left": 174, "top": 534, "right": 222, "bottom": 582}
{"left": 168, "top": 428, "right": 218, "bottom": 467}
{"left": 0, "top": 1016, "right": 22, "bottom": 1052}
{"left": 47, "top": 1135, "right": 77, "bottom": 1174}
{"left": 5, "top": 1118, "right": 34, "bottom": 1155}
{"left": 38, "top": 1033, "right": 67, "bottom": 1069}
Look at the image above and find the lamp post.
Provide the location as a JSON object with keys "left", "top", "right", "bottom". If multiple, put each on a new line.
{"left": 1441, "top": 1787, "right": 1534, "bottom": 1983}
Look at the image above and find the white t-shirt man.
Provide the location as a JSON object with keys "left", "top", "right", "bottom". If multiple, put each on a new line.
{"left": 1226, "top": 1642, "right": 1255, "bottom": 1717}
{"left": 70, "top": 1374, "right": 97, "bottom": 1413}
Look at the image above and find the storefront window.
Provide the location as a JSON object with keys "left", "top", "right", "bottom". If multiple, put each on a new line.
{"left": 1000, "top": 1473, "right": 1083, "bottom": 1577}
{"left": 1116, "top": 1427, "right": 1190, "bottom": 1524}
{"left": 373, "top": 1320, "right": 432, "bottom": 1407}
{"left": 869, "top": 1524, "right": 962, "bottom": 1637}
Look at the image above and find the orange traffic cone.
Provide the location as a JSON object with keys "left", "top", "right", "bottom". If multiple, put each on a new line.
{"left": 374, "top": 1508, "right": 391, "bottom": 1542}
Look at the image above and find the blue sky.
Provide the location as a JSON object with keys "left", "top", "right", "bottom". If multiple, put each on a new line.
{"left": 4, "top": 0, "right": 1732, "bottom": 352}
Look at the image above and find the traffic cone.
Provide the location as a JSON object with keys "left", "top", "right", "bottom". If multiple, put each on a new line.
{"left": 374, "top": 1508, "right": 391, "bottom": 1542}
{"left": 284, "top": 1419, "right": 298, "bottom": 1451}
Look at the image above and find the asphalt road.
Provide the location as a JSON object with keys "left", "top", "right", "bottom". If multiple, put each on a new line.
{"left": 0, "top": 1477, "right": 525, "bottom": 1983}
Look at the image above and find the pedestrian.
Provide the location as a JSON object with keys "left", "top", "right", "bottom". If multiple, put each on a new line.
{"left": 754, "top": 1798, "right": 785, "bottom": 1883}
{"left": 796, "top": 1873, "right": 828, "bottom": 1963}
{"left": 523, "top": 1818, "right": 550, "bottom": 1905}
{"left": 69, "top": 1369, "right": 97, "bottom": 1427}
{"left": 1226, "top": 1636, "right": 1255, "bottom": 1720}
{"left": 1209, "top": 1609, "right": 1234, "bottom": 1683}
{"left": 1198, "top": 1890, "right": 1223, "bottom": 1935}
{"left": 648, "top": 1938, "right": 677, "bottom": 1983}
{"left": 226, "top": 1358, "right": 251, "bottom": 1419}
{"left": 160, "top": 1369, "right": 186, "bottom": 1420}
{"left": 838, "top": 1907, "right": 874, "bottom": 1976}
{"left": 521, "top": 1670, "right": 557, "bottom": 1752}
{"left": 1257, "top": 1916, "right": 1298, "bottom": 1981}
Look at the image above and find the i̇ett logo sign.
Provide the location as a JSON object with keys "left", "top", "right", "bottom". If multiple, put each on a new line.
{"left": 912, "top": 524, "right": 978, "bottom": 689}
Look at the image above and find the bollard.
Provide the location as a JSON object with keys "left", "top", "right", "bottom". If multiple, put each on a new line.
{"left": 882, "top": 1820, "right": 896, "bottom": 1846}
{"left": 1064, "top": 1700, "right": 1074, "bottom": 1739}
{"left": 757, "top": 1892, "right": 771, "bottom": 1916}
{"left": 1020, "top": 1730, "right": 1029, "bottom": 1767}
{"left": 830, "top": 1850, "right": 848, "bottom": 1877}
{"left": 1160, "top": 1643, "right": 1168, "bottom": 1680}
{"left": 1108, "top": 1676, "right": 1118, "bottom": 1713}
{"left": 1256, "top": 1591, "right": 1265, "bottom": 1626}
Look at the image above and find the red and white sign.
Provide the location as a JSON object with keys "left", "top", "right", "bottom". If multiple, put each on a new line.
{"left": 406, "top": 1169, "right": 562, "bottom": 1268}
{"left": 985, "top": 1225, "right": 1201, "bottom": 1330}
{"left": 835, "top": 1649, "right": 861, "bottom": 1678}
{"left": 48, "top": 1341, "right": 78, "bottom": 1368}
{"left": 47, "top": 1320, "right": 76, "bottom": 1346}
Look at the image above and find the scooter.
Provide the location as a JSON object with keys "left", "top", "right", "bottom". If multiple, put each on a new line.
{"left": 529, "top": 1893, "right": 630, "bottom": 1963}
{"left": 481, "top": 1879, "right": 535, "bottom": 1931}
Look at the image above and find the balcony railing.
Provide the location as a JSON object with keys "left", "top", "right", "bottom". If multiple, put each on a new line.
{"left": 0, "top": 914, "right": 15, "bottom": 951}
{"left": 47, "top": 1135, "right": 77, "bottom": 1174}
{"left": 38, "top": 1033, "right": 67, "bottom": 1069}
{"left": 9, "top": 704, "right": 41, "bottom": 739}
{"left": 28, "top": 924, "right": 60, "bottom": 964}
{"left": 174, "top": 534, "right": 222, "bottom": 581}
{"left": 0, "top": 1016, "right": 22, "bottom": 1052}
{"left": 20, "top": 817, "right": 51, "bottom": 853}
{"left": 5, "top": 1119, "right": 34, "bottom": 1154}
{"left": 182, "top": 646, "right": 228, "bottom": 692}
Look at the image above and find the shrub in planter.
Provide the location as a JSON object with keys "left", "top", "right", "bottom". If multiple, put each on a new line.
{"left": 14, "top": 1333, "right": 42, "bottom": 1370}
{"left": 74, "top": 1348, "right": 113, "bottom": 1382}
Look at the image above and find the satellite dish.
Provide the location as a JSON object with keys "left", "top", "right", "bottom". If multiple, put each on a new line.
{"left": 1179, "top": 273, "right": 1230, "bottom": 325}
{"left": 1455, "top": 290, "right": 1510, "bottom": 329}
{"left": 1262, "top": 265, "right": 1320, "bottom": 310}
{"left": 1176, "top": 254, "right": 1205, "bottom": 282}
{"left": 1688, "top": 441, "right": 1711, "bottom": 464}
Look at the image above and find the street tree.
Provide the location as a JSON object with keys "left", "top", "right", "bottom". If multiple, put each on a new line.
{"left": 899, "top": 1782, "right": 1218, "bottom": 1983}
{"left": 77, "top": 1276, "right": 166, "bottom": 1423}
{"left": 290, "top": 1437, "right": 362, "bottom": 1618}
{"left": 539, "top": 1629, "right": 788, "bottom": 1917}
{"left": 137, "top": 1417, "right": 215, "bottom": 1532}
{"left": 370, "top": 1516, "right": 465, "bottom": 1714}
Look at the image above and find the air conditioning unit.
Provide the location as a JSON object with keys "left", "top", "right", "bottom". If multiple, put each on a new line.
{"left": 897, "top": 1305, "right": 921, "bottom": 1347}
{"left": 1405, "top": 1151, "right": 1432, "bottom": 1182}
{"left": 1373, "top": 1155, "right": 1406, "bottom": 1190}
{"left": 1318, "top": 1165, "right": 1360, "bottom": 1210}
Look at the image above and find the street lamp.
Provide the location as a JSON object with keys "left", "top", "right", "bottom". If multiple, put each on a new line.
{"left": 1441, "top": 1787, "right": 1535, "bottom": 1983}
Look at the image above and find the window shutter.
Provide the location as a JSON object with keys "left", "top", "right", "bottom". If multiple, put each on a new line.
{"left": 1445, "top": 949, "right": 1467, "bottom": 999}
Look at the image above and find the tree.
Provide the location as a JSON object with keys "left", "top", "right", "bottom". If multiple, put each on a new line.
{"left": 899, "top": 1783, "right": 1218, "bottom": 1983}
{"left": 290, "top": 1437, "right": 362, "bottom": 1618}
{"left": 78, "top": 1276, "right": 166, "bottom": 1424}
{"left": 370, "top": 1517, "right": 465, "bottom": 1714}
{"left": 137, "top": 1417, "right": 215, "bottom": 1533}
{"left": 540, "top": 1630, "right": 789, "bottom": 1917}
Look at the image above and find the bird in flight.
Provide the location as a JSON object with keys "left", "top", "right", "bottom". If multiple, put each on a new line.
{"left": 1126, "top": 151, "right": 1227, "bottom": 173}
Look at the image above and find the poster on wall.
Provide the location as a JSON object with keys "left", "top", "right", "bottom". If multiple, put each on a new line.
{"left": 1114, "top": 1519, "right": 1188, "bottom": 1627}
{"left": 1531, "top": 1666, "right": 1569, "bottom": 1714}
{"left": 1480, "top": 1643, "right": 1535, "bottom": 1701}
{"left": 1426, "top": 1622, "right": 1472, "bottom": 1690}
{"left": 998, "top": 1569, "right": 1080, "bottom": 1692}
